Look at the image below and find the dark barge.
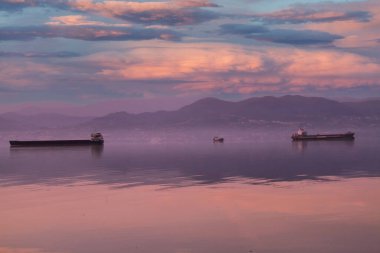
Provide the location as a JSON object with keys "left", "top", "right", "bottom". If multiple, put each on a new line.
{"left": 292, "top": 128, "right": 354, "bottom": 141}
{"left": 10, "top": 133, "right": 104, "bottom": 147}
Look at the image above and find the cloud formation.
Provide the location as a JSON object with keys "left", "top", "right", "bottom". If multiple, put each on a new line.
{"left": 248, "top": 29, "right": 343, "bottom": 45}
{"left": 254, "top": 8, "right": 372, "bottom": 24}
{"left": 67, "top": 0, "right": 220, "bottom": 26}
{"left": 0, "top": 51, "right": 81, "bottom": 58}
{"left": 220, "top": 24, "right": 343, "bottom": 45}
{"left": 83, "top": 42, "right": 380, "bottom": 94}
{"left": 0, "top": 25, "right": 181, "bottom": 41}
{"left": 46, "top": 15, "right": 130, "bottom": 27}
{"left": 1, "top": 0, "right": 380, "bottom": 103}
{"left": 0, "top": 59, "right": 62, "bottom": 89}
{"left": 0, "top": 0, "right": 39, "bottom": 11}
{"left": 0, "top": 0, "right": 220, "bottom": 25}
{"left": 1, "top": 41, "right": 380, "bottom": 99}
{"left": 220, "top": 24, "right": 268, "bottom": 35}
{"left": 0, "top": 0, "right": 67, "bottom": 11}
{"left": 300, "top": 1, "right": 380, "bottom": 49}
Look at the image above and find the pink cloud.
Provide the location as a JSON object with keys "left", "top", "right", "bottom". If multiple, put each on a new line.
{"left": 69, "top": 0, "right": 218, "bottom": 12}
{"left": 255, "top": 8, "right": 371, "bottom": 24}
{"left": 67, "top": 0, "right": 220, "bottom": 25}
{"left": 0, "top": 25, "right": 181, "bottom": 41}
{"left": 298, "top": 1, "right": 380, "bottom": 48}
{"left": 46, "top": 15, "right": 131, "bottom": 27}
{"left": 85, "top": 42, "right": 380, "bottom": 94}
{"left": 90, "top": 43, "right": 264, "bottom": 79}
{"left": 0, "top": 60, "right": 62, "bottom": 88}
{"left": 2, "top": 42, "right": 380, "bottom": 99}
{"left": 307, "top": 19, "right": 380, "bottom": 48}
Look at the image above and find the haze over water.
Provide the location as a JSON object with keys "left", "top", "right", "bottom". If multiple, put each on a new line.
{"left": 1, "top": 128, "right": 380, "bottom": 253}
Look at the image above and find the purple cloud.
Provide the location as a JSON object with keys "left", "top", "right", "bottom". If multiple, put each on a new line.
{"left": 0, "top": 0, "right": 38, "bottom": 11}
{"left": 220, "top": 24, "right": 268, "bottom": 35}
{"left": 0, "top": 0, "right": 221, "bottom": 26}
{"left": 220, "top": 24, "right": 343, "bottom": 45}
{"left": 0, "top": 25, "right": 182, "bottom": 41}
{"left": 248, "top": 29, "right": 343, "bottom": 45}
{"left": 67, "top": 0, "right": 221, "bottom": 26}
{"left": 0, "top": 0, "right": 67, "bottom": 11}
{"left": 253, "top": 9, "right": 372, "bottom": 24}
{"left": 0, "top": 51, "right": 81, "bottom": 58}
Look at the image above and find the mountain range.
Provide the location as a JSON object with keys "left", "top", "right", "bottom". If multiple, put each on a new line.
{"left": 1, "top": 95, "right": 380, "bottom": 131}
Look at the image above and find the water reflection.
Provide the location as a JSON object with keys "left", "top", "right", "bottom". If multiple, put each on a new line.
{"left": 0, "top": 136, "right": 379, "bottom": 188}
{"left": 1, "top": 178, "right": 380, "bottom": 253}
{"left": 1, "top": 130, "right": 380, "bottom": 253}
{"left": 292, "top": 139, "right": 355, "bottom": 152}
{"left": 9, "top": 145, "right": 104, "bottom": 158}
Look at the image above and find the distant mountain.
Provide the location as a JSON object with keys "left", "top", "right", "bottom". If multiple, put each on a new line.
{"left": 179, "top": 96, "right": 355, "bottom": 121}
{"left": 2, "top": 96, "right": 379, "bottom": 131}
{"left": 343, "top": 100, "right": 380, "bottom": 117}
{"left": 81, "top": 95, "right": 380, "bottom": 129}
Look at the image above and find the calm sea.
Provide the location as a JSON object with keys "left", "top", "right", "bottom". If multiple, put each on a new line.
{"left": 1, "top": 128, "right": 380, "bottom": 253}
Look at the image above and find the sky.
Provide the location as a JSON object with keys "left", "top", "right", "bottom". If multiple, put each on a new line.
{"left": 0, "top": 0, "right": 380, "bottom": 115}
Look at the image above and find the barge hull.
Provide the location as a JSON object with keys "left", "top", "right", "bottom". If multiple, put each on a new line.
{"left": 10, "top": 140, "right": 104, "bottom": 147}
{"left": 292, "top": 133, "right": 354, "bottom": 141}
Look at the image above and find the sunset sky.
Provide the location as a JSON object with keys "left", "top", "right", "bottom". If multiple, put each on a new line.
{"left": 1, "top": 0, "right": 380, "bottom": 114}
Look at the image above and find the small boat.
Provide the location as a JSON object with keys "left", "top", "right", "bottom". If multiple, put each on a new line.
{"left": 10, "top": 133, "right": 104, "bottom": 147}
{"left": 213, "top": 136, "right": 224, "bottom": 143}
{"left": 291, "top": 128, "right": 354, "bottom": 141}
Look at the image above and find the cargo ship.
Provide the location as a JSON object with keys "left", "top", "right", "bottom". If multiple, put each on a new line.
{"left": 10, "top": 133, "right": 104, "bottom": 147}
{"left": 292, "top": 128, "right": 354, "bottom": 141}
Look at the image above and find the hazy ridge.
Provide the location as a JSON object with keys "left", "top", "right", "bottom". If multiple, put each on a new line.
{"left": 82, "top": 95, "right": 380, "bottom": 130}
{"left": 1, "top": 95, "right": 380, "bottom": 131}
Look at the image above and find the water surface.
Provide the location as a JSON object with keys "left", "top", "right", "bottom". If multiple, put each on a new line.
{"left": 1, "top": 129, "right": 380, "bottom": 253}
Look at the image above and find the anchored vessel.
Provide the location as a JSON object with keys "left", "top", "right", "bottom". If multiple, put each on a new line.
{"left": 292, "top": 128, "right": 354, "bottom": 141}
{"left": 213, "top": 136, "right": 224, "bottom": 143}
{"left": 10, "top": 133, "right": 104, "bottom": 147}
